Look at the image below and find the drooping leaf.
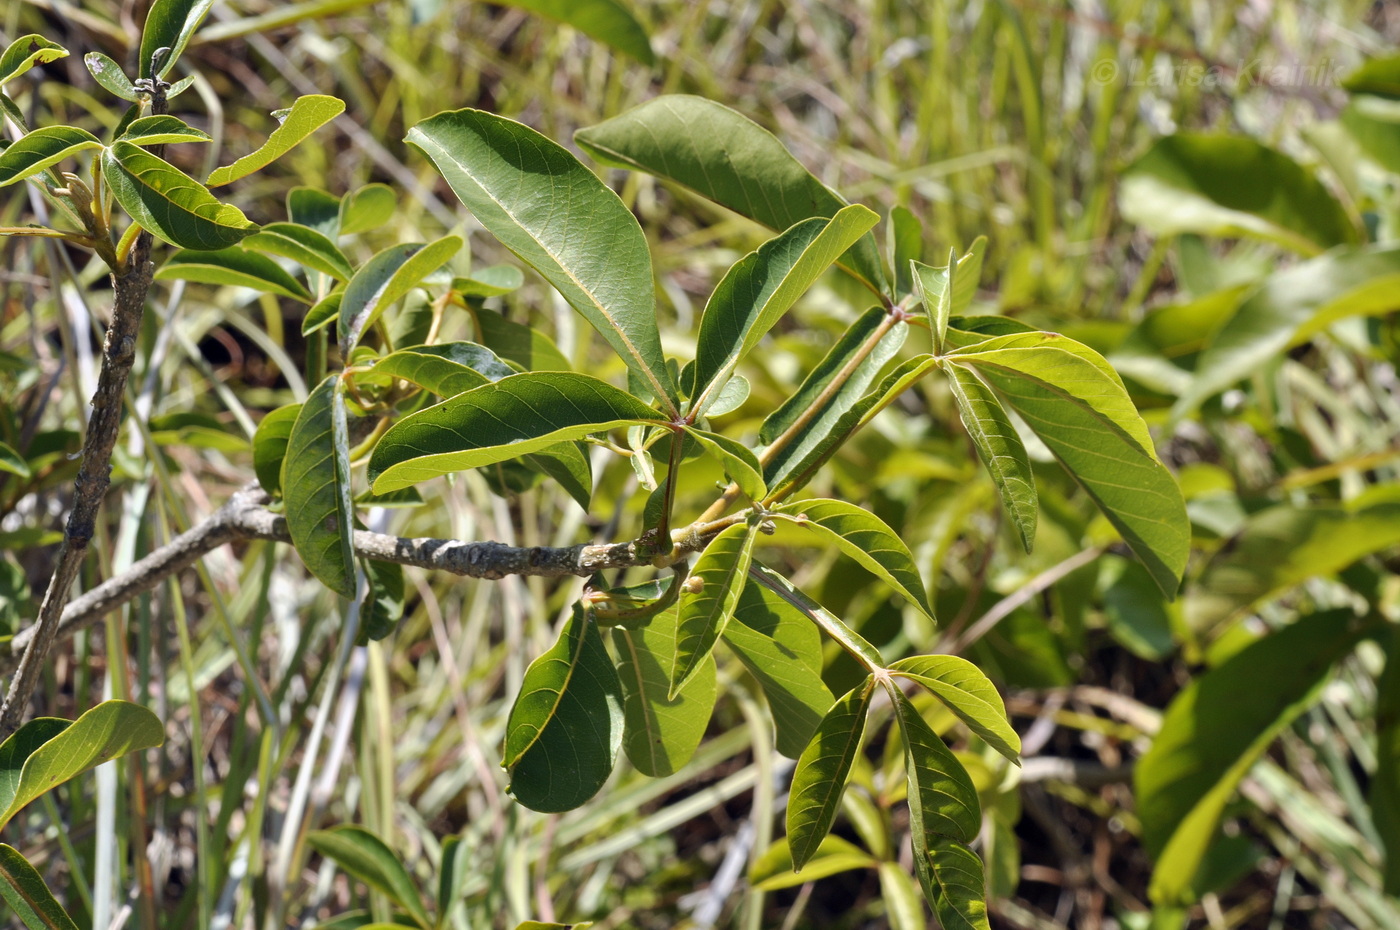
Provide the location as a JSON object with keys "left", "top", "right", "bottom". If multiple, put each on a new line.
{"left": 499, "top": 0, "right": 655, "bottom": 64}
{"left": 575, "top": 96, "right": 888, "bottom": 295}
{"left": 613, "top": 605, "right": 717, "bottom": 777}
{"left": 407, "top": 109, "right": 677, "bottom": 410}
{"left": 950, "top": 338, "right": 1188, "bottom": 596}
{"left": 242, "top": 222, "right": 354, "bottom": 281}
{"left": 0, "top": 845, "right": 81, "bottom": 930}
{"left": 155, "top": 247, "right": 312, "bottom": 301}
{"left": 83, "top": 51, "right": 137, "bottom": 101}
{"left": 0, "top": 127, "right": 101, "bottom": 188}
{"left": 683, "top": 427, "right": 765, "bottom": 502}
{"left": 206, "top": 95, "right": 346, "bottom": 187}
{"left": 103, "top": 142, "right": 257, "bottom": 250}
{"left": 0, "top": 36, "right": 68, "bottom": 87}
{"left": 281, "top": 375, "right": 355, "bottom": 598}
{"left": 1120, "top": 133, "right": 1358, "bottom": 255}
{"left": 772, "top": 499, "right": 934, "bottom": 621}
{"left": 369, "top": 372, "right": 667, "bottom": 493}
{"left": 724, "top": 579, "right": 835, "bottom": 757}
{"left": 1186, "top": 501, "right": 1400, "bottom": 633}
{"left": 670, "top": 522, "right": 759, "bottom": 697}
{"left": 373, "top": 342, "right": 514, "bottom": 397}
{"left": 690, "top": 207, "right": 879, "bottom": 413}
{"left": 525, "top": 443, "right": 594, "bottom": 511}
{"left": 1137, "top": 610, "right": 1365, "bottom": 905}
{"left": 117, "top": 115, "right": 211, "bottom": 146}
{"left": 307, "top": 825, "right": 432, "bottom": 930}
{"left": 748, "top": 562, "right": 886, "bottom": 671}
{"left": 922, "top": 838, "right": 991, "bottom": 930}
{"left": 0, "top": 701, "right": 164, "bottom": 831}
{"left": 139, "top": 0, "right": 215, "bottom": 78}
{"left": 253, "top": 404, "right": 299, "bottom": 496}
{"left": 787, "top": 677, "right": 872, "bottom": 870}
{"left": 946, "top": 365, "right": 1037, "bottom": 551}
{"left": 504, "top": 606, "right": 623, "bottom": 812}
{"left": 338, "top": 236, "right": 462, "bottom": 355}
{"left": 1173, "top": 245, "right": 1400, "bottom": 417}
{"left": 890, "top": 688, "right": 981, "bottom": 845}
{"left": 0, "top": 442, "right": 31, "bottom": 479}
{"left": 750, "top": 835, "right": 879, "bottom": 891}
{"left": 890, "top": 655, "right": 1020, "bottom": 764}
{"left": 338, "top": 183, "right": 395, "bottom": 236}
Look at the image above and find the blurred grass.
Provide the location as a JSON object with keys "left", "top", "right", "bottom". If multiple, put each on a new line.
{"left": 2, "top": 0, "right": 1397, "bottom": 927}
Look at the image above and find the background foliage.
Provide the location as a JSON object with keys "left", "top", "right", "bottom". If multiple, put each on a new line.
{"left": 2, "top": 0, "right": 1400, "bottom": 928}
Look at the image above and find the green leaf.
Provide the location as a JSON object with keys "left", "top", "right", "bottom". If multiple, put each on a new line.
{"left": 670, "top": 522, "right": 759, "bottom": 697}
{"left": 369, "top": 372, "right": 667, "bottom": 493}
{"left": 499, "top": 0, "right": 654, "bottom": 64}
{"left": 576, "top": 96, "right": 888, "bottom": 296}
{"left": 514, "top": 924, "right": 595, "bottom": 930}
{"left": 504, "top": 606, "right": 623, "bottom": 812}
{"left": 306, "top": 825, "right": 431, "bottom": 930}
{"left": 683, "top": 427, "right": 765, "bottom": 502}
{"left": 888, "top": 205, "right": 922, "bottom": 297}
{"left": 526, "top": 443, "right": 594, "bottom": 511}
{"left": 360, "top": 558, "right": 404, "bottom": 642}
{"left": 690, "top": 206, "right": 879, "bottom": 413}
{"left": 253, "top": 404, "right": 299, "bottom": 496}
{"left": 290, "top": 185, "right": 342, "bottom": 237}
{"left": 438, "top": 835, "right": 469, "bottom": 920}
{"left": 724, "top": 579, "right": 835, "bottom": 757}
{"left": 1187, "top": 501, "right": 1400, "bottom": 633}
{"left": 787, "top": 677, "right": 872, "bottom": 871}
{"left": 912, "top": 256, "right": 952, "bottom": 355}
{"left": 475, "top": 310, "right": 572, "bottom": 372}
{"left": 613, "top": 605, "right": 717, "bottom": 777}
{"left": 103, "top": 142, "right": 257, "bottom": 250}
{"left": 452, "top": 264, "right": 524, "bottom": 298}
{"left": 748, "top": 562, "right": 886, "bottom": 670}
{"left": 83, "top": 51, "right": 137, "bottom": 101}
{"left": 338, "top": 183, "right": 395, "bottom": 236}
{"left": 0, "top": 36, "right": 68, "bottom": 87}
{"left": 704, "top": 373, "right": 750, "bottom": 417}
{"left": 242, "top": 222, "right": 354, "bottom": 282}
{"left": 1137, "top": 610, "right": 1365, "bottom": 905}
{"left": 889, "top": 655, "right": 1020, "bottom": 764}
{"left": 950, "top": 338, "right": 1188, "bottom": 596}
{"left": 1173, "top": 245, "right": 1400, "bottom": 417}
{"left": 117, "top": 115, "right": 211, "bottom": 146}
{"left": 1372, "top": 629, "right": 1400, "bottom": 896}
{"left": 0, "top": 844, "right": 81, "bottom": 930}
{"left": 373, "top": 342, "right": 514, "bottom": 397}
{"left": 407, "top": 109, "right": 677, "bottom": 411}
{"left": 155, "top": 247, "right": 312, "bottom": 301}
{"left": 0, "top": 127, "right": 101, "bottom": 188}
{"left": 891, "top": 688, "right": 981, "bottom": 845}
{"left": 1120, "top": 133, "right": 1357, "bottom": 255}
{"left": 302, "top": 290, "right": 342, "bottom": 336}
{"left": 339, "top": 236, "right": 462, "bottom": 355}
{"left": 206, "top": 95, "right": 346, "bottom": 186}
{"left": 750, "top": 835, "right": 878, "bottom": 891}
{"left": 281, "top": 375, "right": 355, "bottom": 598}
{"left": 772, "top": 499, "right": 934, "bottom": 622}
{"left": 139, "top": 0, "right": 215, "bottom": 78}
{"left": 0, "top": 701, "right": 164, "bottom": 831}
{"left": 946, "top": 366, "right": 1037, "bottom": 552}
{"left": 922, "top": 838, "right": 991, "bottom": 930}
{"left": 0, "top": 442, "right": 31, "bottom": 479}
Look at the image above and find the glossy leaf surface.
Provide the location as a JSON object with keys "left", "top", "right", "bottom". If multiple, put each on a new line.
{"left": 103, "top": 142, "right": 257, "bottom": 250}
{"left": 788, "top": 678, "right": 872, "bottom": 870}
{"left": 613, "top": 607, "right": 716, "bottom": 777}
{"left": 281, "top": 375, "right": 355, "bottom": 598}
{"left": 373, "top": 342, "right": 513, "bottom": 397}
{"left": 117, "top": 115, "right": 211, "bottom": 146}
{"left": 670, "top": 522, "right": 758, "bottom": 697}
{"left": 892, "top": 689, "right": 981, "bottom": 845}
{"left": 946, "top": 365, "right": 1037, "bottom": 551}
{"left": 206, "top": 95, "right": 346, "bottom": 186}
{"left": 155, "top": 247, "right": 311, "bottom": 301}
{"left": 890, "top": 655, "right": 1020, "bottom": 764}
{"left": 339, "top": 236, "right": 462, "bottom": 354}
{"left": 0, "top": 127, "right": 101, "bottom": 188}
{"left": 242, "top": 222, "right": 354, "bottom": 281}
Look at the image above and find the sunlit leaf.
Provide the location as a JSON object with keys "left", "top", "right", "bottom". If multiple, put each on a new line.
{"left": 0, "top": 127, "right": 101, "bottom": 188}
{"left": 117, "top": 115, "right": 211, "bottom": 146}
{"left": 338, "top": 183, "right": 395, "bottom": 236}
{"left": 614, "top": 605, "right": 716, "bottom": 777}
{"left": 339, "top": 236, "right": 462, "bottom": 355}
{"left": 84, "top": 51, "right": 137, "bottom": 101}
{"left": 373, "top": 342, "right": 514, "bottom": 397}
{"left": 206, "top": 95, "right": 346, "bottom": 187}
{"left": 788, "top": 677, "right": 872, "bottom": 870}
{"left": 242, "top": 222, "right": 354, "bottom": 282}
{"left": 139, "top": 0, "right": 215, "bottom": 78}
{"left": 890, "top": 688, "right": 980, "bottom": 845}
{"left": 750, "top": 835, "right": 878, "bottom": 890}
{"left": 748, "top": 562, "right": 886, "bottom": 671}
{"left": 452, "top": 264, "right": 524, "bottom": 298}
{"left": 945, "top": 365, "right": 1036, "bottom": 552}
{"left": 683, "top": 427, "right": 765, "bottom": 502}
{"left": 0, "top": 442, "right": 31, "bottom": 479}
{"left": 0, "top": 35, "right": 68, "bottom": 87}
{"left": 922, "top": 838, "right": 991, "bottom": 930}
{"left": 155, "top": 247, "right": 312, "bottom": 301}
{"left": 307, "top": 825, "right": 432, "bottom": 930}
{"left": 103, "top": 142, "right": 257, "bottom": 250}
{"left": 890, "top": 655, "right": 1020, "bottom": 764}
{"left": 281, "top": 375, "right": 355, "bottom": 598}
{"left": 671, "top": 522, "right": 759, "bottom": 697}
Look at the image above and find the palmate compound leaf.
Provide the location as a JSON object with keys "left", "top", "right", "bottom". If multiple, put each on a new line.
{"left": 338, "top": 236, "right": 463, "bottom": 355}
{"left": 889, "top": 688, "right": 981, "bottom": 846}
{"left": 748, "top": 561, "right": 885, "bottom": 672}
{"left": 0, "top": 126, "right": 102, "bottom": 188}
{"left": 613, "top": 603, "right": 717, "bottom": 777}
{"left": 406, "top": 108, "right": 678, "bottom": 412}
{"left": 787, "top": 677, "right": 873, "bottom": 871}
{"left": 889, "top": 655, "right": 1021, "bottom": 764}
{"left": 948, "top": 336, "right": 1188, "bottom": 596}
{"left": 945, "top": 365, "right": 1037, "bottom": 552}
{"left": 154, "top": 247, "right": 312, "bottom": 302}
{"left": 689, "top": 205, "right": 879, "bottom": 415}
{"left": 281, "top": 375, "right": 355, "bottom": 598}
{"left": 0, "top": 701, "right": 164, "bottom": 832}
{"left": 1137, "top": 609, "right": 1368, "bottom": 906}
{"left": 206, "top": 95, "right": 346, "bottom": 187}
{"left": 771, "top": 499, "right": 934, "bottom": 622}
{"left": 575, "top": 95, "right": 888, "bottom": 297}
{"left": 0, "top": 844, "right": 80, "bottom": 930}
{"left": 306, "top": 825, "right": 432, "bottom": 930}
{"left": 368, "top": 372, "right": 667, "bottom": 494}
{"left": 723, "top": 578, "right": 835, "bottom": 758}
{"left": 102, "top": 142, "right": 257, "bottom": 251}
{"left": 504, "top": 605, "right": 623, "bottom": 812}
{"left": 670, "top": 521, "right": 760, "bottom": 698}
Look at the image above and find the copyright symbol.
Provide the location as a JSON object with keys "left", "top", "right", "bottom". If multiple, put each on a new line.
{"left": 1091, "top": 60, "right": 1119, "bottom": 85}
